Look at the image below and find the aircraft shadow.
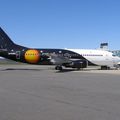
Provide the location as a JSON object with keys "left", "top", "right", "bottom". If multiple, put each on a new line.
{"left": 1, "top": 68, "right": 43, "bottom": 71}
{"left": 55, "top": 69, "right": 84, "bottom": 73}
{"left": 55, "top": 68, "right": 100, "bottom": 73}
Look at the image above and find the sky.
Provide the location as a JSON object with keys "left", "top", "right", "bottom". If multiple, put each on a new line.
{"left": 0, "top": 0, "right": 120, "bottom": 50}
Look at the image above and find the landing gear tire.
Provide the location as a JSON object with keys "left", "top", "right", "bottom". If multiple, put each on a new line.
{"left": 101, "top": 66, "right": 110, "bottom": 70}
{"left": 76, "top": 67, "right": 84, "bottom": 70}
{"left": 76, "top": 68, "right": 81, "bottom": 70}
{"left": 55, "top": 65, "right": 63, "bottom": 71}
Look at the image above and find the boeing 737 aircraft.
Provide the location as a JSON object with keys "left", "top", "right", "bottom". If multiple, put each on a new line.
{"left": 0, "top": 27, "right": 120, "bottom": 70}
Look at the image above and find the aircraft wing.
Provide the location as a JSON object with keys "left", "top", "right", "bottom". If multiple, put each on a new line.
{"left": 48, "top": 53, "right": 88, "bottom": 70}
{"left": 49, "top": 53, "right": 71, "bottom": 65}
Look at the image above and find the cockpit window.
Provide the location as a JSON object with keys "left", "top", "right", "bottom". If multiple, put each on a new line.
{"left": 112, "top": 52, "right": 117, "bottom": 57}
{"left": 112, "top": 51, "right": 120, "bottom": 57}
{"left": 112, "top": 54, "right": 116, "bottom": 57}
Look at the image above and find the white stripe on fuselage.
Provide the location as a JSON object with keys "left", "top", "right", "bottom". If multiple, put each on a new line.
{"left": 66, "top": 49, "right": 120, "bottom": 67}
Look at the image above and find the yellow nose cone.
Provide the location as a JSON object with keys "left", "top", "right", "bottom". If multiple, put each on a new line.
{"left": 25, "top": 50, "right": 40, "bottom": 63}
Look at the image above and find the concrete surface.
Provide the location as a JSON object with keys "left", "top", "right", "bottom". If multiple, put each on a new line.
{"left": 0, "top": 65, "right": 120, "bottom": 120}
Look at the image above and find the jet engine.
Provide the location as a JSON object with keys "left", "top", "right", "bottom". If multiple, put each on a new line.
{"left": 64, "top": 59, "right": 87, "bottom": 68}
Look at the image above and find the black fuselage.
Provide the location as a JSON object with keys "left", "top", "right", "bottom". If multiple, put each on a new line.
{"left": 0, "top": 44, "right": 86, "bottom": 65}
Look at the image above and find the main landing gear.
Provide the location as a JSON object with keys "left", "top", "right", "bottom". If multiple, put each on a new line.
{"left": 55, "top": 65, "right": 63, "bottom": 71}
{"left": 101, "top": 66, "right": 110, "bottom": 70}
{"left": 55, "top": 66, "right": 82, "bottom": 71}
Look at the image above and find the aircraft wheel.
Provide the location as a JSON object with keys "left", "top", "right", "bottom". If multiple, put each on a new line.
{"left": 55, "top": 66, "right": 63, "bottom": 71}
{"left": 101, "top": 66, "right": 110, "bottom": 70}
{"left": 76, "top": 68, "right": 80, "bottom": 70}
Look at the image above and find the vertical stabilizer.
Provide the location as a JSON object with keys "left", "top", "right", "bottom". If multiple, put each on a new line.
{"left": 0, "top": 27, "right": 15, "bottom": 50}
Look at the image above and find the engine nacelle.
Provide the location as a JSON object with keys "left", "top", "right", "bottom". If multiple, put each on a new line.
{"left": 64, "top": 59, "right": 87, "bottom": 68}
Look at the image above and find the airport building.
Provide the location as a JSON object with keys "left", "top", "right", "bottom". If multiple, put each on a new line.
{"left": 112, "top": 50, "right": 120, "bottom": 57}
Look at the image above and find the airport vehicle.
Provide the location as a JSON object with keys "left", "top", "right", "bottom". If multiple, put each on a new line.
{"left": 0, "top": 27, "right": 120, "bottom": 70}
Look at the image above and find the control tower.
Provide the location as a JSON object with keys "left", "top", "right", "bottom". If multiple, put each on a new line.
{"left": 100, "top": 43, "right": 108, "bottom": 50}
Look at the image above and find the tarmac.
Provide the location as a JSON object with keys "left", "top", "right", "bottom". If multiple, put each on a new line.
{"left": 0, "top": 64, "right": 120, "bottom": 120}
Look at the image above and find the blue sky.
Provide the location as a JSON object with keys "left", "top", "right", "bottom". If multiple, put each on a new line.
{"left": 0, "top": 0, "right": 120, "bottom": 50}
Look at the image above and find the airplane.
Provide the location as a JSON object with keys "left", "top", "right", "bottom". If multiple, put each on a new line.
{"left": 0, "top": 27, "right": 120, "bottom": 71}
